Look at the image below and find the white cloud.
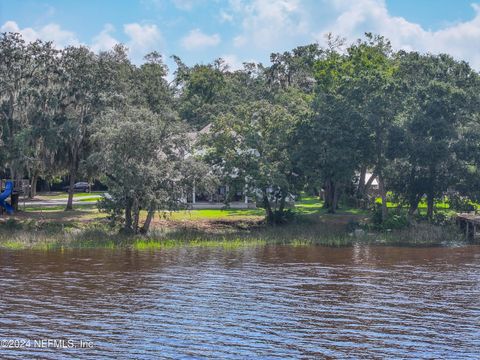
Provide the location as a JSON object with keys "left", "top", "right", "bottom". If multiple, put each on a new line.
{"left": 181, "top": 29, "right": 221, "bottom": 50}
{"left": 0, "top": 20, "right": 163, "bottom": 64}
{"left": 221, "top": 53, "right": 243, "bottom": 70}
{"left": 226, "top": 0, "right": 480, "bottom": 69}
{"left": 91, "top": 22, "right": 163, "bottom": 61}
{"left": 91, "top": 24, "right": 118, "bottom": 53}
{"left": 3, "top": 1, "right": 480, "bottom": 69}
{"left": 229, "top": 0, "right": 309, "bottom": 50}
{"left": 319, "top": 0, "right": 480, "bottom": 69}
{"left": 123, "top": 23, "right": 163, "bottom": 62}
{"left": 124, "top": 23, "right": 162, "bottom": 50}
{"left": 0, "top": 20, "right": 79, "bottom": 47}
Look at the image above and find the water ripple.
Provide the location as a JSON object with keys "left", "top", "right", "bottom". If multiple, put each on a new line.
{"left": 0, "top": 245, "right": 479, "bottom": 359}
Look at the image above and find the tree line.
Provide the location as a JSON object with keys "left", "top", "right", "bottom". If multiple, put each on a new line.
{"left": 1, "top": 32, "right": 479, "bottom": 232}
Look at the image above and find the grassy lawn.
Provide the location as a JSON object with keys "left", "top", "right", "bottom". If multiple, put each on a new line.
{"left": 168, "top": 208, "right": 264, "bottom": 220}
{"left": 295, "top": 196, "right": 368, "bottom": 216}
{"left": 15, "top": 196, "right": 365, "bottom": 223}
{"left": 7, "top": 207, "right": 105, "bottom": 224}
{"left": 163, "top": 196, "right": 367, "bottom": 221}
{"left": 371, "top": 198, "right": 460, "bottom": 218}
{"left": 77, "top": 195, "right": 103, "bottom": 202}
{"left": 23, "top": 204, "right": 100, "bottom": 212}
{"left": 34, "top": 191, "right": 103, "bottom": 201}
{"left": 377, "top": 199, "right": 451, "bottom": 210}
{"left": 15, "top": 195, "right": 462, "bottom": 225}
{"left": 375, "top": 194, "right": 478, "bottom": 212}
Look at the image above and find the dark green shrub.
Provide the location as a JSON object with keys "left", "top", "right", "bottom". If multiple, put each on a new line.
{"left": 431, "top": 212, "right": 452, "bottom": 226}
{"left": 448, "top": 193, "right": 475, "bottom": 212}
{"left": 268, "top": 209, "right": 296, "bottom": 225}
{"left": 370, "top": 205, "right": 410, "bottom": 230}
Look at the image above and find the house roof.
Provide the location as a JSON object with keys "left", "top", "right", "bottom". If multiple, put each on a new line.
{"left": 186, "top": 123, "right": 212, "bottom": 142}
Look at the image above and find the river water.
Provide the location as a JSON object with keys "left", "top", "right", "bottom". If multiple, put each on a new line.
{"left": 0, "top": 244, "right": 479, "bottom": 359}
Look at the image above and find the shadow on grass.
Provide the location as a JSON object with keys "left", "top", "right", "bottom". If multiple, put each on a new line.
{"left": 23, "top": 204, "right": 98, "bottom": 212}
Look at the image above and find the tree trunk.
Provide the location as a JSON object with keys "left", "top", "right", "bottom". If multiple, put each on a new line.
{"left": 66, "top": 142, "right": 81, "bottom": 211}
{"left": 427, "top": 191, "right": 434, "bottom": 220}
{"left": 332, "top": 182, "right": 340, "bottom": 213}
{"left": 263, "top": 192, "right": 274, "bottom": 224}
{"left": 65, "top": 167, "right": 76, "bottom": 210}
{"left": 278, "top": 190, "right": 287, "bottom": 214}
{"left": 124, "top": 197, "right": 133, "bottom": 233}
{"left": 29, "top": 173, "right": 38, "bottom": 199}
{"left": 378, "top": 174, "right": 388, "bottom": 222}
{"left": 323, "top": 179, "right": 333, "bottom": 211}
{"left": 427, "top": 167, "right": 435, "bottom": 220}
{"left": 132, "top": 198, "right": 140, "bottom": 234}
{"left": 141, "top": 205, "right": 156, "bottom": 234}
{"left": 133, "top": 212, "right": 140, "bottom": 234}
{"left": 408, "top": 201, "right": 419, "bottom": 216}
{"left": 325, "top": 179, "right": 337, "bottom": 213}
{"left": 357, "top": 165, "right": 367, "bottom": 197}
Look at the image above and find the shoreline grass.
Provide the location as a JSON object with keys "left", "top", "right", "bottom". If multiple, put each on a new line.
{"left": 0, "top": 218, "right": 469, "bottom": 251}
{"left": 0, "top": 196, "right": 471, "bottom": 251}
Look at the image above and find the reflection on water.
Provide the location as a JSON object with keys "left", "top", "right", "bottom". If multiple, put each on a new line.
{"left": 0, "top": 244, "right": 479, "bottom": 359}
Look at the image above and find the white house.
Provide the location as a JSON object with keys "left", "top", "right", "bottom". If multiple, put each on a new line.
{"left": 184, "top": 123, "right": 256, "bottom": 209}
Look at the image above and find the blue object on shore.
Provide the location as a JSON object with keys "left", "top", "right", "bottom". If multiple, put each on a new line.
{"left": 0, "top": 181, "right": 14, "bottom": 214}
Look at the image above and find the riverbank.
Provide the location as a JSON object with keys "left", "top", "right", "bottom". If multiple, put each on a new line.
{"left": 0, "top": 197, "right": 468, "bottom": 250}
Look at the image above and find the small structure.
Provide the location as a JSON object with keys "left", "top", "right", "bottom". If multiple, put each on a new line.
{"left": 0, "top": 179, "right": 29, "bottom": 214}
{"left": 457, "top": 213, "right": 480, "bottom": 241}
{"left": 186, "top": 124, "right": 256, "bottom": 210}
{"left": 186, "top": 185, "right": 256, "bottom": 209}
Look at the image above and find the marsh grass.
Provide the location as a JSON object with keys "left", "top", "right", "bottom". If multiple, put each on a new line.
{"left": 376, "top": 223, "right": 465, "bottom": 246}
{"left": 0, "top": 217, "right": 463, "bottom": 250}
{"left": 0, "top": 216, "right": 354, "bottom": 250}
{"left": 133, "top": 238, "right": 268, "bottom": 250}
{"left": 0, "top": 196, "right": 468, "bottom": 250}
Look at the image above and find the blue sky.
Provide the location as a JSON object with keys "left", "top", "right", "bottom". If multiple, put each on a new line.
{"left": 1, "top": 0, "right": 480, "bottom": 71}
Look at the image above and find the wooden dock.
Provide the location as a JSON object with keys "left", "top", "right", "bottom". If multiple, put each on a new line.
{"left": 457, "top": 213, "right": 480, "bottom": 241}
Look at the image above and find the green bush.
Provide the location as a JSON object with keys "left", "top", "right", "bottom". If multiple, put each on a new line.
{"left": 431, "top": 211, "right": 453, "bottom": 226}
{"left": 370, "top": 205, "right": 410, "bottom": 230}
{"left": 448, "top": 193, "right": 476, "bottom": 212}
{"left": 270, "top": 209, "right": 296, "bottom": 224}
{"left": 383, "top": 213, "right": 410, "bottom": 229}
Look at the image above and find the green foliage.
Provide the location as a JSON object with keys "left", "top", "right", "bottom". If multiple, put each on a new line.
{"left": 430, "top": 212, "right": 451, "bottom": 226}
{"left": 90, "top": 106, "right": 194, "bottom": 234}
{"left": 370, "top": 206, "right": 410, "bottom": 230}
{"left": 176, "top": 62, "right": 226, "bottom": 129}
{"left": 205, "top": 97, "right": 301, "bottom": 224}
{"left": 1, "top": 30, "right": 479, "bottom": 231}
{"left": 447, "top": 193, "right": 476, "bottom": 212}
{"left": 386, "top": 52, "right": 480, "bottom": 218}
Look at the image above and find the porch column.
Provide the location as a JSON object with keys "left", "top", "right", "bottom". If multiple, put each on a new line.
{"left": 192, "top": 179, "right": 196, "bottom": 204}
